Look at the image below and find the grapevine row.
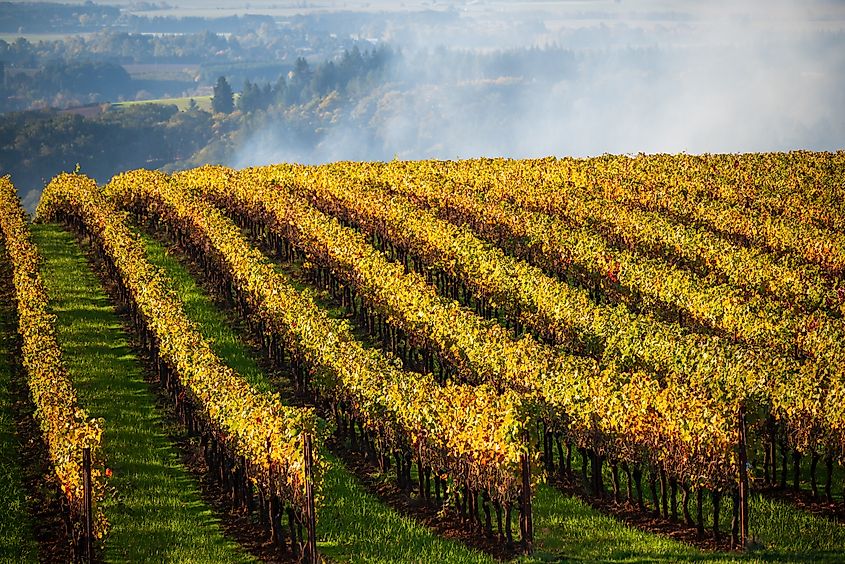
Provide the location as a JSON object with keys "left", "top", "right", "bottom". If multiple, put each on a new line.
{"left": 177, "top": 165, "right": 753, "bottom": 526}
{"left": 244, "top": 162, "right": 845, "bottom": 505}
{"left": 36, "top": 173, "right": 322, "bottom": 558}
{"left": 104, "top": 168, "right": 538, "bottom": 548}
{"left": 378, "top": 160, "right": 845, "bottom": 366}
{"left": 0, "top": 176, "right": 106, "bottom": 554}
{"left": 568, "top": 153, "right": 845, "bottom": 255}
{"left": 279, "top": 163, "right": 778, "bottom": 392}
{"left": 416, "top": 157, "right": 841, "bottom": 315}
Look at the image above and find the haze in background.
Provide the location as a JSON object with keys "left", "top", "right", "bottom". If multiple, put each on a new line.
{"left": 8, "top": 0, "right": 845, "bottom": 162}
{"left": 226, "top": 0, "right": 845, "bottom": 166}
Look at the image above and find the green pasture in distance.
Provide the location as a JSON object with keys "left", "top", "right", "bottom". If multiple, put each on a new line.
{"left": 111, "top": 95, "right": 213, "bottom": 112}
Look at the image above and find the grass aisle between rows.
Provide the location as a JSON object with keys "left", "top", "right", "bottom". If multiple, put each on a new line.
{"left": 0, "top": 243, "right": 38, "bottom": 562}
{"left": 32, "top": 223, "right": 255, "bottom": 563}
{"left": 139, "top": 225, "right": 724, "bottom": 563}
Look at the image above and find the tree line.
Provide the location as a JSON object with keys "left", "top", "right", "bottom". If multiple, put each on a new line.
{"left": 211, "top": 47, "right": 394, "bottom": 115}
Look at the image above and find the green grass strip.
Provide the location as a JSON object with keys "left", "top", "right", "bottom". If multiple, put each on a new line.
{"left": 528, "top": 484, "right": 704, "bottom": 562}
{"left": 32, "top": 223, "right": 255, "bottom": 564}
{"left": 0, "top": 244, "right": 38, "bottom": 563}
{"left": 532, "top": 485, "right": 845, "bottom": 563}
{"left": 746, "top": 493, "right": 845, "bottom": 561}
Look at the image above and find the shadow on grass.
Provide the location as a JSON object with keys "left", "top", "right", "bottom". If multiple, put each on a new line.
{"left": 0, "top": 246, "right": 39, "bottom": 563}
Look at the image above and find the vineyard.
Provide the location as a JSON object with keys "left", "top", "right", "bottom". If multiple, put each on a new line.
{"left": 1, "top": 152, "right": 845, "bottom": 562}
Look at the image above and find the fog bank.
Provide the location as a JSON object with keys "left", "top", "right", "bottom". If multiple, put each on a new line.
{"left": 232, "top": 0, "right": 845, "bottom": 166}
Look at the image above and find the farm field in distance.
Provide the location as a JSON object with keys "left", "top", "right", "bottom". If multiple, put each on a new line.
{"left": 2, "top": 151, "right": 845, "bottom": 562}
{"left": 112, "top": 95, "right": 213, "bottom": 112}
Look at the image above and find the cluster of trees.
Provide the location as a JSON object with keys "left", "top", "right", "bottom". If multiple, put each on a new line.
{"left": 2, "top": 44, "right": 394, "bottom": 205}
{"left": 0, "top": 2, "right": 274, "bottom": 35}
{"left": 0, "top": 31, "right": 237, "bottom": 66}
{"left": 211, "top": 47, "right": 395, "bottom": 116}
{"left": 0, "top": 16, "right": 371, "bottom": 68}
{"left": 1, "top": 104, "right": 213, "bottom": 209}
{"left": 0, "top": 2, "right": 120, "bottom": 34}
{"left": 0, "top": 32, "right": 239, "bottom": 111}
{"left": 1, "top": 60, "right": 134, "bottom": 112}
{"left": 0, "top": 24, "right": 379, "bottom": 111}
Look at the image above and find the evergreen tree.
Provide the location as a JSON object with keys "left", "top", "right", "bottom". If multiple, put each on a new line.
{"left": 211, "top": 76, "right": 234, "bottom": 114}
{"left": 237, "top": 79, "right": 256, "bottom": 113}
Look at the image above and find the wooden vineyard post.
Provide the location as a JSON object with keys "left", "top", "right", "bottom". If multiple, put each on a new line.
{"left": 304, "top": 433, "right": 318, "bottom": 564}
{"left": 520, "top": 433, "right": 534, "bottom": 554}
{"left": 737, "top": 408, "right": 750, "bottom": 548}
{"left": 82, "top": 447, "right": 93, "bottom": 563}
